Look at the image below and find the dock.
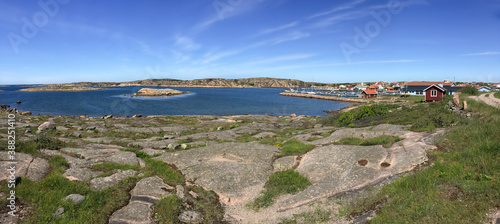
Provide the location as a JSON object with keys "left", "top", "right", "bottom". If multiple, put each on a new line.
{"left": 279, "top": 92, "right": 368, "bottom": 103}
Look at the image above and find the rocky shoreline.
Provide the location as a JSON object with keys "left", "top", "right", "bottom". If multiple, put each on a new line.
{"left": 18, "top": 86, "right": 104, "bottom": 92}
{"left": 279, "top": 92, "right": 369, "bottom": 103}
{"left": 131, "top": 88, "right": 190, "bottom": 97}
{"left": 0, "top": 107, "right": 441, "bottom": 223}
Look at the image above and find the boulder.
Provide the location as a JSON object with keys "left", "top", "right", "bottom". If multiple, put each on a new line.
{"left": 273, "top": 156, "right": 296, "bottom": 172}
{"left": 38, "top": 121, "right": 55, "bottom": 131}
{"left": 26, "top": 158, "right": 50, "bottom": 182}
{"left": 65, "top": 194, "right": 85, "bottom": 205}
{"left": 0, "top": 152, "right": 33, "bottom": 182}
{"left": 453, "top": 93, "right": 460, "bottom": 107}
{"left": 53, "top": 207, "right": 64, "bottom": 217}
{"left": 163, "top": 135, "right": 176, "bottom": 140}
{"left": 132, "top": 114, "right": 142, "bottom": 118}
{"left": 180, "top": 144, "right": 188, "bottom": 150}
{"left": 463, "top": 101, "right": 468, "bottom": 110}
{"left": 168, "top": 143, "right": 180, "bottom": 150}
{"left": 56, "top": 126, "right": 69, "bottom": 131}
{"left": 71, "top": 132, "right": 82, "bottom": 138}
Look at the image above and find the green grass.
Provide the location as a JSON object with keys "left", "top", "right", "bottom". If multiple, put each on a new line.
{"left": 281, "top": 139, "right": 315, "bottom": 155}
{"left": 336, "top": 135, "right": 402, "bottom": 148}
{"left": 248, "top": 170, "right": 311, "bottom": 210}
{"left": 306, "top": 137, "right": 322, "bottom": 142}
{"left": 143, "top": 158, "right": 184, "bottom": 185}
{"left": 236, "top": 133, "right": 259, "bottom": 142}
{"left": 494, "top": 92, "right": 500, "bottom": 99}
{"left": 0, "top": 155, "right": 140, "bottom": 224}
{"left": 343, "top": 98, "right": 500, "bottom": 223}
{"left": 153, "top": 195, "right": 183, "bottom": 224}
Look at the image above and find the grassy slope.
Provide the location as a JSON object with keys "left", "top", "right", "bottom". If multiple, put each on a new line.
{"left": 344, "top": 98, "right": 499, "bottom": 223}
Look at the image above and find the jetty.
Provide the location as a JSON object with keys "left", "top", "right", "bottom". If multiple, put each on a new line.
{"left": 279, "top": 92, "right": 368, "bottom": 103}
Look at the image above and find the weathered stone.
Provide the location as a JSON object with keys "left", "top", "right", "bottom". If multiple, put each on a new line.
{"left": 179, "top": 211, "right": 203, "bottom": 224}
{"left": 290, "top": 113, "right": 297, "bottom": 118}
{"left": 26, "top": 158, "right": 50, "bottom": 182}
{"left": 53, "top": 207, "right": 64, "bottom": 217}
{"left": 163, "top": 135, "right": 176, "bottom": 139}
{"left": 56, "top": 126, "right": 69, "bottom": 131}
{"left": 141, "top": 148, "right": 165, "bottom": 156}
{"left": 103, "top": 114, "right": 113, "bottom": 119}
{"left": 157, "top": 142, "right": 280, "bottom": 205}
{"left": 131, "top": 176, "right": 172, "bottom": 202}
{"left": 252, "top": 132, "right": 276, "bottom": 139}
{"left": 85, "top": 126, "right": 96, "bottom": 131}
{"left": 180, "top": 144, "right": 188, "bottom": 150}
{"left": 168, "top": 143, "right": 180, "bottom": 150}
{"left": 217, "top": 126, "right": 223, "bottom": 131}
{"left": 273, "top": 156, "right": 296, "bottom": 172}
{"left": 71, "top": 132, "right": 82, "bottom": 138}
{"left": 176, "top": 185, "right": 185, "bottom": 199}
{"left": 65, "top": 194, "right": 85, "bottom": 205}
{"left": 90, "top": 170, "right": 137, "bottom": 190}
{"left": 463, "top": 101, "right": 468, "bottom": 110}
{"left": 108, "top": 202, "right": 153, "bottom": 224}
{"left": 453, "top": 92, "right": 460, "bottom": 106}
{"left": 0, "top": 152, "right": 32, "bottom": 182}
{"left": 132, "top": 114, "right": 143, "bottom": 118}
{"left": 60, "top": 148, "right": 139, "bottom": 166}
{"left": 38, "top": 121, "right": 55, "bottom": 131}
{"left": 64, "top": 168, "right": 102, "bottom": 182}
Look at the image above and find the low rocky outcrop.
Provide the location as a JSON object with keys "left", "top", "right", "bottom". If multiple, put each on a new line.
{"left": 18, "top": 86, "right": 104, "bottom": 92}
{"left": 132, "top": 88, "right": 189, "bottom": 97}
{"left": 156, "top": 142, "right": 280, "bottom": 205}
{"left": 90, "top": 170, "right": 137, "bottom": 190}
{"left": 0, "top": 152, "right": 50, "bottom": 182}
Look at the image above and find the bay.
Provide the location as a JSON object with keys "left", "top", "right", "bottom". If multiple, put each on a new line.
{"left": 0, "top": 86, "right": 349, "bottom": 117}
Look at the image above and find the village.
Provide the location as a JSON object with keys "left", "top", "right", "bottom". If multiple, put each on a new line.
{"left": 284, "top": 80, "right": 499, "bottom": 101}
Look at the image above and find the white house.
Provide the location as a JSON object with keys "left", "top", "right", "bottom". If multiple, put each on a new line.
{"left": 478, "top": 86, "right": 491, "bottom": 92}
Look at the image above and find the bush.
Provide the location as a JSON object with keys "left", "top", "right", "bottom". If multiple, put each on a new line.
{"left": 459, "top": 86, "right": 478, "bottom": 95}
{"left": 336, "top": 104, "right": 398, "bottom": 126}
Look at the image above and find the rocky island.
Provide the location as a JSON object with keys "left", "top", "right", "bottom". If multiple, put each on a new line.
{"left": 18, "top": 86, "right": 104, "bottom": 92}
{"left": 131, "top": 88, "right": 190, "bottom": 97}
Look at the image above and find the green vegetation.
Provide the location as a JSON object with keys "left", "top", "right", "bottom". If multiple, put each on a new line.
{"left": 324, "top": 100, "right": 462, "bottom": 132}
{"left": 459, "top": 86, "right": 479, "bottom": 95}
{"left": 236, "top": 133, "right": 259, "bottom": 142}
{"left": 184, "top": 185, "right": 225, "bottom": 223}
{"left": 281, "top": 139, "right": 315, "bottom": 155}
{"left": 153, "top": 195, "right": 183, "bottom": 224}
{"left": 344, "top": 98, "right": 500, "bottom": 223}
{"left": 260, "top": 127, "right": 306, "bottom": 146}
{"left": 143, "top": 158, "right": 184, "bottom": 185}
{"left": 0, "top": 155, "right": 139, "bottom": 224}
{"left": 4, "top": 133, "right": 67, "bottom": 157}
{"left": 279, "top": 208, "right": 331, "bottom": 224}
{"left": 336, "top": 135, "right": 402, "bottom": 148}
{"left": 495, "top": 92, "right": 500, "bottom": 99}
{"left": 248, "top": 170, "right": 311, "bottom": 210}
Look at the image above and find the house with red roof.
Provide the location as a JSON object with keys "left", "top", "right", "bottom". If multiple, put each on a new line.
{"left": 361, "top": 90, "right": 378, "bottom": 98}
{"left": 424, "top": 84, "right": 447, "bottom": 101}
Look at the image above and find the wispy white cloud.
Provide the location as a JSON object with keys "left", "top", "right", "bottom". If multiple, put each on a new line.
{"left": 174, "top": 35, "right": 201, "bottom": 51}
{"left": 462, "top": 52, "right": 500, "bottom": 56}
{"left": 253, "top": 21, "right": 299, "bottom": 37}
{"left": 308, "top": 0, "right": 366, "bottom": 19}
{"left": 242, "top": 54, "right": 316, "bottom": 65}
{"left": 255, "top": 31, "right": 311, "bottom": 46}
{"left": 202, "top": 49, "right": 243, "bottom": 64}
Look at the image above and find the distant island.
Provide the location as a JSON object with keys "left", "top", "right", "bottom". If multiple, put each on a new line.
{"left": 18, "top": 86, "right": 104, "bottom": 92}
{"left": 29, "top": 77, "right": 307, "bottom": 89}
{"left": 132, "top": 88, "right": 190, "bottom": 97}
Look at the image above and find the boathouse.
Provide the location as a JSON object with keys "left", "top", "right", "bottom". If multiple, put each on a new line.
{"left": 361, "top": 90, "right": 378, "bottom": 98}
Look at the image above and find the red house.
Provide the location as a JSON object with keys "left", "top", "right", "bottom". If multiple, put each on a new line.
{"left": 361, "top": 90, "right": 378, "bottom": 98}
{"left": 424, "top": 84, "right": 446, "bottom": 102}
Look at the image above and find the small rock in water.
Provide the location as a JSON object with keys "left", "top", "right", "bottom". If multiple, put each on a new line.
{"left": 178, "top": 211, "right": 203, "bottom": 224}
{"left": 16, "top": 101, "right": 21, "bottom": 104}
{"left": 65, "top": 194, "right": 86, "bottom": 205}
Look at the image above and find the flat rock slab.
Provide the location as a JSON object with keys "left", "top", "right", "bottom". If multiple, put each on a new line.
{"left": 90, "top": 170, "right": 137, "bottom": 190}
{"left": 61, "top": 148, "right": 139, "bottom": 166}
{"left": 156, "top": 142, "right": 280, "bottom": 205}
{"left": 0, "top": 152, "right": 33, "bottom": 182}
{"left": 277, "top": 129, "right": 434, "bottom": 211}
{"left": 312, "top": 124, "right": 410, "bottom": 145}
{"left": 64, "top": 168, "right": 103, "bottom": 182}
{"left": 109, "top": 176, "right": 171, "bottom": 224}
{"left": 273, "top": 156, "right": 297, "bottom": 172}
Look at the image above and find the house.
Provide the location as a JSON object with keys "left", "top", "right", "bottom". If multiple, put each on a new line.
{"left": 404, "top": 81, "right": 461, "bottom": 95}
{"left": 367, "top": 85, "right": 378, "bottom": 91}
{"left": 361, "top": 90, "right": 378, "bottom": 98}
{"left": 355, "top": 85, "right": 367, "bottom": 91}
{"left": 424, "top": 84, "right": 447, "bottom": 102}
{"left": 477, "top": 86, "right": 491, "bottom": 92}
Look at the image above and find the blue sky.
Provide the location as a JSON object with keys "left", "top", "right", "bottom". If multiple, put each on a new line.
{"left": 1, "top": 0, "right": 499, "bottom": 84}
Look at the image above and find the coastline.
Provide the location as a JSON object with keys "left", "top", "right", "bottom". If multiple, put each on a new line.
{"left": 279, "top": 92, "right": 368, "bottom": 103}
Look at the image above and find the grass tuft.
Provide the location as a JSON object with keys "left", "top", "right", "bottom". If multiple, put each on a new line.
{"left": 336, "top": 135, "right": 402, "bottom": 148}
{"left": 281, "top": 139, "right": 315, "bottom": 155}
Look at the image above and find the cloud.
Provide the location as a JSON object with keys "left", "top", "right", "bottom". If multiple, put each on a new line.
{"left": 462, "top": 52, "right": 500, "bottom": 56}
{"left": 308, "top": 0, "right": 366, "bottom": 19}
{"left": 202, "top": 49, "right": 243, "bottom": 64}
{"left": 255, "top": 31, "right": 311, "bottom": 46}
{"left": 241, "top": 54, "right": 316, "bottom": 65}
{"left": 253, "top": 21, "right": 299, "bottom": 37}
{"left": 174, "top": 35, "right": 201, "bottom": 51}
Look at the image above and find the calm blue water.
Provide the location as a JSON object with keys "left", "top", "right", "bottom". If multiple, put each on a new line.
{"left": 0, "top": 86, "right": 349, "bottom": 117}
